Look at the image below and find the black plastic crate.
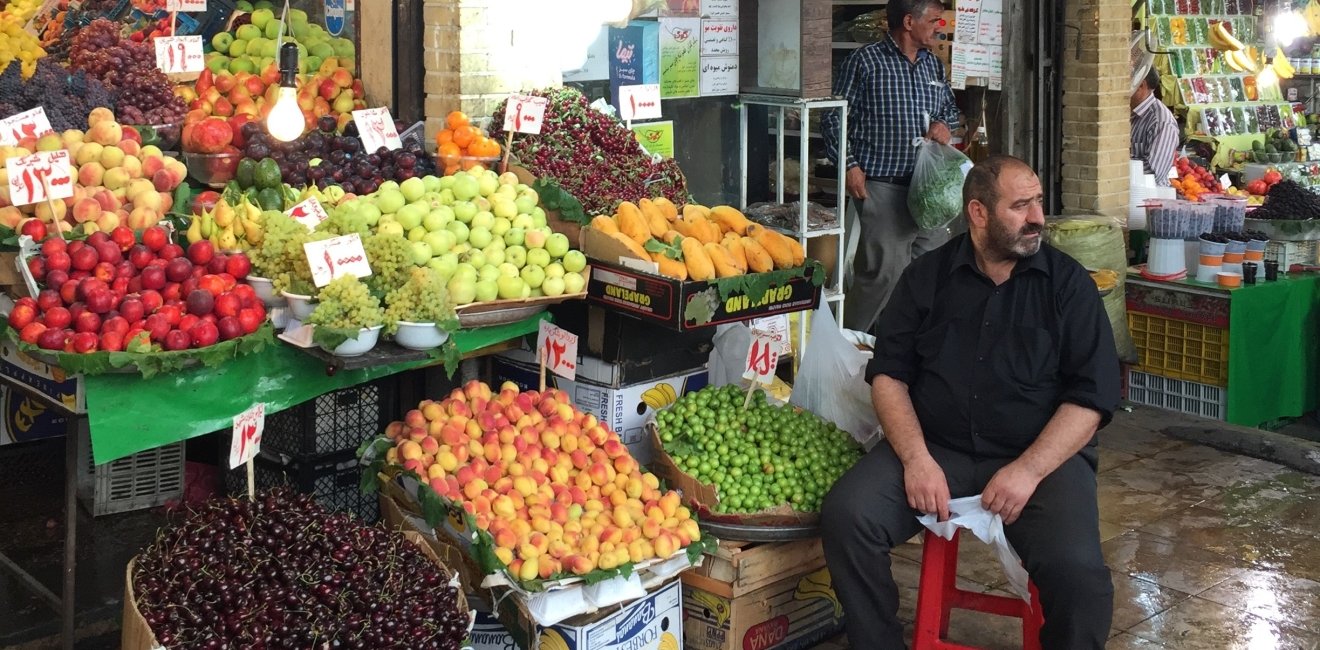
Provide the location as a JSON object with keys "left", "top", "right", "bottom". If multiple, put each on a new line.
{"left": 223, "top": 452, "right": 378, "bottom": 524}
{"left": 260, "top": 377, "right": 399, "bottom": 461}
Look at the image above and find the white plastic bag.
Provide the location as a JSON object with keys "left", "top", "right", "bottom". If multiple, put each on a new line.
{"left": 707, "top": 324, "right": 754, "bottom": 389}
{"left": 907, "top": 139, "right": 973, "bottom": 230}
{"left": 789, "top": 308, "right": 880, "bottom": 445}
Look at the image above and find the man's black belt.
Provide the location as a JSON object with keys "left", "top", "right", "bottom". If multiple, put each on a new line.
{"left": 867, "top": 175, "right": 912, "bottom": 185}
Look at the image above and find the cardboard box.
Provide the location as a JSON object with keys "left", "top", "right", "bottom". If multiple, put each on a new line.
{"left": 682, "top": 540, "right": 844, "bottom": 650}
{"left": 547, "top": 302, "right": 715, "bottom": 374}
{"left": 491, "top": 353, "right": 708, "bottom": 465}
{"left": 0, "top": 339, "right": 85, "bottom": 414}
{"left": 582, "top": 228, "right": 822, "bottom": 332}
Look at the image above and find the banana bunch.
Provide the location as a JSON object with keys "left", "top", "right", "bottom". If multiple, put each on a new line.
{"left": 1272, "top": 46, "right": 1296, "bottom": 80}
{"left": 187, "top": 197, "right": 266, "bottom": 250}
{"left": 1307, "top": 0, "right": 1320, "bottom": 38}
{"left": 641, "top": 383, "right": 678, "bottom": 410}
{"left": 1208, "top": 20, "right": 1245, "bottom": 52}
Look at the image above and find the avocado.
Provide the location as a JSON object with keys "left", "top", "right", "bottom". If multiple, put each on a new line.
{"left": 256, "top": 187, "right": 284, "bottom": 211}
{"left": 235, "top": 158, "right": 257, "bottom": 189}
{"left": 1252, "top": 140, "right": 1265, "bottom": 151}
{"left": 1266, "top": 144, "right": 1278, "bottom": 154}
{"left": 255, "top": 158, "right": 282, "bottom": 191}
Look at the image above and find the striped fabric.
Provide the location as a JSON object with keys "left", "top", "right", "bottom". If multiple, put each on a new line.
{"left": 1130, "top": 94, "right": 1180, "bottom": 187}
{"left": 822, "top": 35, "right": 961, "bottom": 177}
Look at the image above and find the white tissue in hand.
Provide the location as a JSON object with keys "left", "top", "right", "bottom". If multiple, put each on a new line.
{"left": 917, "top": 495, "right": 1032, "bottom": 603}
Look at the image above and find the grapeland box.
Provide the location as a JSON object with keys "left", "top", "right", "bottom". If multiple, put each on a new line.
{"left": 580, "top": 228, "right": 824, "bottom": 332}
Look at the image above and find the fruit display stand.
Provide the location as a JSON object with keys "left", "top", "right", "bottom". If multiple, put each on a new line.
{"left": 1125, "top": 270, "right": 1320, "bottom": 427}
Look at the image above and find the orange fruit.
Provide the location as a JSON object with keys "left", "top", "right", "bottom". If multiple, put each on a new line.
{"left": 436, "top": 129, "right": 454, "bottom": 147}
{"left": 446, "top": 111, "right": 469, "bottom": 131}
{"left": 469, "top": 136, "right": 500, "bottom": 158}
{"left": 438, "top": 142, "right": 461, "bottom": 163}
{"left": 452, "top": 125, "right": 477, "bottom": 149}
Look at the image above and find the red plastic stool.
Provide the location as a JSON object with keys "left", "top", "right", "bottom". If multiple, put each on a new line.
{"left": 912, "top": 529, "right": 1044, "bottom": 650}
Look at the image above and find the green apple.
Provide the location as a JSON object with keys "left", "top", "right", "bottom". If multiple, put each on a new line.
{"left": 400, "top": 177, "right": 427, "bottom": 203}
{"left": 454, "top": 263, "right": 478, "bottom": 282}
{"left": 521, "top": 284, "right": 533, "bottom": 299}
{"left": 377, "top": 221, "right": 405, "bottom": 238}
{"left": 483, "top": 245, "right": 505, "bottom": 266}
{"left": 524, "top": 228, "right": 548, "bottom": 250}
{"left": 438, "top": 188, "right": 455, "bottom": 205}
{"left": 531, "top": 206, "right": 547, "bottom": 228}
{"left": 492, "top": 198, "right": 518, "bottom": 219}
{"left": 452, "top": 174, "right": 481, "bottom": 201}
{"left": 545, "top": 262, "right": 565, "bottom": 279}
{"left": 504, "top": 228, "right": 525, "bottom": 247}
{"left": 472, "top": 211, "right": 495, "bottom": 231}
{"left": 475, "top": 279, "right": 499, "bottom": 302}
{"left": 453, "top": 243, "right": 471, "bottom": 256}
{"left": 486, "top": 238, "right": 505, "bottom": 251}
{"left": 498, "top": 263, "right": 520, "bottom": 278}
{"left": 448, "top": 275, "right": 476, "bottom": 305}
{"left": 396, "top": 203, "right": 427, "bottom": 230}
{"left": 236, "top": 24, "right": 262, "bottom": 41}
{"left": 453, "top": 201, "right": 477, "bottom": 224}
{"left": 497, "top": 275, "right": 525, "bottom": 300}
{"left": 464, "top": 250, "right": 487, "bottom": 270}
{"left": 438, "top": 176, "right": 457, "bottom": 190}
{"left": 546, "top": 233, "right": 571, "bottom": 259}
{"left": 564, "top": 271, "right": 586, "bottom": 294}
{"left": 504, "top": 245, "right": 527, "bottom": 268}
{"left": 361, "top": 203, "right": 383, "bottom": 227}
{"left": 514, "top": 195, "right": 538, "bottom": 215}
{"left": 478, "top": 265, "right": 500, "bottom": 282}
{"left": 529, "top": 288, "right": 544, "bottom": 298}
{"left": 520, "top": 264, "right": 545, "bottom": 289}
{"left": 562, "top": 250, "right": 587, "bottom": 273}
{"left": 211, "top": 32, "right": 234, "bottom": 52}
{"left": 527, "top": 248, "right": 551, "bottom": 268}
{"left": 473, "top": 197, "right": 492, "bottom": 213}
{"left": 541, "top": 276, "right": 566, "bottom": 297}
{"left": 407, "top": 226, "right": 427, "bottom": 243}
{"left": 423, "top": 230, "right": 456, "bottom": 255}
{"left": 378, "top": 180, "right": 400, "bottom": 194}
{"left": 499, "top": 172, "right": 519, "bottom": 186}
{"left": 511, "top": 214, "right": 534, "bottom": 230}
{"left": 492, "top": 217, "right": 512, "bottom": 238}
{"left": 477, "top": 174, "right": 499, "bottom": 198}
{"left": 424, "top": 207, "right": 455, "bottom": 231}
{"left": 408, "top": 241, "right": 433, "bottom": 265}
{"left": 422, "top": 175, "right": 442, "bottom": 193}
{"left": 445, "top": 221, "right": 470, "bottom": 243}
{"left": 468, "top": 227, "right": 493, "bottom": 249}
{"left": 428, "top": 253, "right": 459, "bottom": 281}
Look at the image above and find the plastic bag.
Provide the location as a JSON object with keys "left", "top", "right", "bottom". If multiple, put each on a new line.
{"left": 908, "top": 139, "right": 973, "bottom": 229}
{"left": 1045, "top": 217, "right": 1138, "bottom": 364}
{"left": 789, "top": 308, "right": 880, "bottom": 446}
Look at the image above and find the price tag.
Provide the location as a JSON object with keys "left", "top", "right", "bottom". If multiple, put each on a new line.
{"left": 153, "top": 36, "right": 204, "bottom": 74}
{"left": 5, "top": 150, "right": 73, "bottom": 206}
{"left": 228, "top": 403, "right": 266, "bottom": 469}
{"left": 619, "top": 84, "right": 662, "bottom": 121}
{"left": 286, "top": 196, "right": 329, "bottom": 230}
{"left": 742, "top": 333, "right": 780, "bottom": 384}
{"left": 303, "top": 233, "right": 373, "bottom": 287}
{"left": 352, "top": 108, "right": 403, "bottom": 152}
{"left": 0, "top": 107, "right": 54, "bottom": 146}
{"left": 166, "top": 0, "right": 206, "bottom": 9}
{"left": 537, "top": 320, "right": 578, "bottom": 381}
{"left": 751, "top": 314, "right": 791, "bottom": 356}
{"left": 503, "top": 94, "right": 549, "bottom": 135}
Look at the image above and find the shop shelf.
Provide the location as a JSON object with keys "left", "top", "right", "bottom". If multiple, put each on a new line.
{"left": 1128, "top": 312, "right": 1229, "bottom": 387}
{"left": 77, "top": 433, "right": 184, "bottom": 516}
{"left": 1264, "top": 240, "right": 1319, "bottom": 270}
{"left": 1127, "top": 369, "right": 1227, "bottom": 421}
{"left": 224, "top": 452, "right": 378, "bottom": 524}
{"left": 259, "top": 376, "right": 398, "bottom": 461}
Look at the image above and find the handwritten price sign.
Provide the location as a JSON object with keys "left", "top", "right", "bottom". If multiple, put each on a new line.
{"left": 537, "top": 320, "right": 578, "bottom": 381}
{"left": 503, "top": 94, "right": 549, "bottom": 135}
{"left": 619, "top": 84, "right": 662, "bottom": 121}
{"left": 304, "top": 233, "right": 373, "bottom": 287}
{"left": 154, "top": 36, "right": 204, "bottom": 74}
{"left": 751, "top": 314, "right": 791, "bottom": 356}
{"left": 166, "top": 0, "right": 207, "bottom": 10}
{"left": 286, "top": 196, "right": 329, "bottom": 230}
{"left": 5, "top": 150, "right": 73, "bottom": 207}
{"left": 352, "top": 107, "right": 402, "bottom": 152}
{"left": 0, "top": 107, "right": 54, "bottom": 146}
{"left": 228, "top": 403, "right": 266, "bottom": 469}
{"left": 742, "top": 332, "right": 780, "bottom": 384}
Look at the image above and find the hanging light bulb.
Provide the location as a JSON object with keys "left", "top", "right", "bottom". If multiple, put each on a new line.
{"left": 266, "top": 41, "right": 304, "bottom": 142}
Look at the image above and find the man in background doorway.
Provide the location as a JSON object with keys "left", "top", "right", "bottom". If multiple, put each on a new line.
{"left": 1131, "top": 67, "right": 1179, "bottom": 186}
{"left": 823, "top": 0, "right": 960, "bottom": 333}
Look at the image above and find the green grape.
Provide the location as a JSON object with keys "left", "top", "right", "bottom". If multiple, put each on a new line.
{"left": 382, "top": 267, "right": 456, "bottom": 334}
{"left": 307, "top": 276, "right": 386, "bottom": 329}
{"left": 363, "top": 233, "right": 413, "bottom": 297}
{"left": 252, "top": 211, "right": 306, "bottom": 280}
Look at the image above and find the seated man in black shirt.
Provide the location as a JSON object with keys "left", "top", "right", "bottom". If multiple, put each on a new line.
{"left": 821, "top": 155, "right": 1119, "bottom": 649}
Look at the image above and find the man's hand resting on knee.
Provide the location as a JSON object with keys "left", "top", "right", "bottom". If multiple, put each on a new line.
{"left": 981, "top": 461, "right": 1043, "bottom": 525}
{"left": 904, "top": 455, "right": 951, "bottom": 522}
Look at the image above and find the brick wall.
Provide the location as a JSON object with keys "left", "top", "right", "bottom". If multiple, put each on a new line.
{"left": 1060, "top": 0, "right": 1131, "bottom": 220}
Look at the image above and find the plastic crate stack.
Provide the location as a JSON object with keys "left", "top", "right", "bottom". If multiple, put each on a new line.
{"left": 1125, "top": 312, "right": 1229, "bottom": 420}
{"left": 223, "top": 377, "right": 399, "bottom": 524}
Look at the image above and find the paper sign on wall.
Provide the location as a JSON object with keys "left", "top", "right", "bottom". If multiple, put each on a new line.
{"left": 700, "top": 56, "right": 739, "bottom": 96}
{"left": 619, "top": 84, "right": 663, "bottom": 121}
{"left": 286, "top": 196, "right": 329, "bottom": 230}
{"left": 154, "top": 36, "right": 204, "bottom": 74}
{"left": 503, "top": 95, "right": 549, "bottom": 134}
{"left": 166, "top": 0, "right": 207, "bottom": 10}
{"left": 659, "top": 17, "right": 701, "bottom": 98}
{"left": 5, "top": 150, "right": 73, "bottom": 206}
{"left": 743, "top": 333, "right": 780, "bottom": 384}
{"left": 537, "top": 320, "right": 578, "bottom": 381}
{"left": 700, "top": 20, "right": 738, "bottom": 56}
{"left": 631, "top": 120, "right": 674, "bottom": 158}
{"left": 352, "top": 107, "right": 402, "bottom": 152}
{"left": 304, "top": 233, "right": 373, "bottom": 287}
{"left": 228, "top": 403, "right": 265, "bottom": 469}
{"left": 701, "top": 0, "right": 737, "bottom": 17}
{"left": 0, "top": 107, "right": 54, "bottom": 146}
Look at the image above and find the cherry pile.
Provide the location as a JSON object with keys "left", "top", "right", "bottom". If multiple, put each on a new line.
{"left": 133, "top": 489, "right": 469, "bottom": 649}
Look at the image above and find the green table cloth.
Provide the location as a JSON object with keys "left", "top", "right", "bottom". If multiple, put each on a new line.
{"left": 84, "top": 313, "right": 548, "bottom": 463}
{"left": 1224, "top": 274, "right": 1320, "bottom": 427}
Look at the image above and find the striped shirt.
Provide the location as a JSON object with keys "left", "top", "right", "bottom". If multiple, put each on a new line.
{"left": 822, "top": 35, "right": 961, "bottom": 178}
{"left": 1130, "top": 94, "right": 1179, "bottom": 187}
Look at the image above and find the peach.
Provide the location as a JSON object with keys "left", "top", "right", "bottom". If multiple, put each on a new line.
{"left": 120, "top": 155, "right": 142, "bottom": 179}
{"left": 87, "top": 107, "right": 115, "bottom": 128}
{"left": 421, "top": 401, "right": 445, "bottom": 421}
{"left": 77, "top": 161, "right": 105, "bottom": 187}
{"left": 152, "top": 168, "right": 179, "bottom": 192}
{"left": 426, "top": 463, "right": 446, "bottom": 480}
{"left": 463, "top": 478, "right": 488, "bottom": 500}
{"left": 0, "top": 206, "right": 22, "bottom": 229}
{"left": 518, "top": 557, "right": 538, "bottom": 581}
{"left": 88, "top": 120, "right": 123, "bottom": 146}
{"left": 428, "top": 476, "right": 448, "bottom": 495}
{"left": 34, "top": 200, "right": 66, "bottom": 223}
{"left": 402, "top": 459, "right": 424, "bottom": 475}
{"left": 164, "top": 157, "right": 187, "bottom": 182}
{"left": 125, "top": 179, "right": 156, "bottom": 203}
{"left": 102, "top": 167, "right": 131, "bottom": 191}
{"left": 141, "top": 155, "right": 165, "bottom": 179}
{"left": 494, "top": 547, "right": 515, "bottom": 566}
{"left": 399, "top": 440, "right": 423, "bottom": 461}
{"left": 436, "top": 450, "right": 458, "bottom": 472}
{"left": 132, "top": 191, "right": 164, "bottom": 216}
{"left": 75, "top": 142, "right": 104, "bottom": 167}
{"left": 118, "top": 139, "right": 140, "bottom": 158}
{"left": 71, "top": 197, "right": 102, "bottom": 223}
{"left": 420, "top": 436, "right": 440, "bottom": 454}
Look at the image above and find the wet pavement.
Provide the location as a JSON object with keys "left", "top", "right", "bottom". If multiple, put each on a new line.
{"left": 1, "top": 405, "right": 1318, "bottom": 649}
{"left": 814, "top": 405, "right": 1320, "bottom": 650}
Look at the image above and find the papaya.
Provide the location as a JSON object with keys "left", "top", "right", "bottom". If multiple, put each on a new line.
{"left": 671, "top": 218, "right": 700, "bottom": 241}
{"left": 607, "top": 230, "right": 650, "bottom": 261}
{"left": 661, "top": 229, "right": 683, "bottom": 245}
{"left": 709, "top": 206, "right": 754, "bottom": 236}
{"left": 785, "top": 236, "right": 806, "bottom": 266}
{"left": 652, "top": 196, "right": 679, "bottom": 221}
{"left": 650, "top": 250, "right": 688, "bottom": 280}
{"left": 705, "top": 242, "right": 745, "bottom": 277}
{"left": 747, "top": 224, "right": 795, "bottom": 269}
{"left": 683, "top": 214, "right": 719, "bottom": 244}
{"left": 682, "top": 203, "right": 711, "bottom": 221}
{"left": 590, "top": 214, "right": 619, "bottom": 235}
{"left": 726, "top": 237, "right": 749, "bottom": 270}
{"left": 615, "top": 201, "right": 652, "bottom": 245}
{"left": 741, "top": 236, "right": 774, "bottom": 273}
{"left": 638, "top": 198, "right": 670, "bottom": 238}
{"left": 680, "top": 236, "right": 715, "bottom": 281}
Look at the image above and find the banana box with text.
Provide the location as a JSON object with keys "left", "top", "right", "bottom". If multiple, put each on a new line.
{"left": 467, "top": 581, "right": 685, "bottom": 650}
{"left": 491, "top": 350, "right": 707, "bottom": 466}
{"left": 581, "top": 228, "right": 822, "bottom": 332}
{"left": 0, "top": 339, "right": 86, "bottom": 415}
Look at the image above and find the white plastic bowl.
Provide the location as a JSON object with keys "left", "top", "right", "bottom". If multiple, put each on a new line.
{"left": 281, "top": 290, "right": 318, "bottom": 320}
{"left": 248, "top": 276, "right": 287, "bottom": 308}
{"left": 323, "top": 325, "right": 383, "bottom": 357}
{"left": 393, "top": 321, "right": 450, "bottom": 350}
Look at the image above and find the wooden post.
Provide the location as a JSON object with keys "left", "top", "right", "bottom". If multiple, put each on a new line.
{"left": 245, "top": 457, "right": 255, "bottom": 500}
{"left": 538, "top": 345, "right": 547, "bottom": 392}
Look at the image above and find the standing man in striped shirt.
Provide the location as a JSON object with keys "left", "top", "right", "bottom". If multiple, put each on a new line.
{"left": 1130, "top": 68, "right": 1179, "bottom": 186}
{"left": 823, "top": 0, "right": 960, "bottom": 333}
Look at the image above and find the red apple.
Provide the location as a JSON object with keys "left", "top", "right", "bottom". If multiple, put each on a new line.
{"left": 37, "top": 327, "right": 68, "bottom": 350}
{"left": 190, "top": 321, "right": 219, "bottom": 347}
{"left": 19, "top": 218, "right": 47, "bottom": 241}
{"left": 140, "top": 266, "right": 166, "bottom": 290}
{"left": 187, "top": 240, "right": 215, "bottom": 266}
{"left": 111, "top": 276, "right": 131, "bottom": 297}
{"left": 213, "top": 293, "right": 242, "bottom": 319}
{"left": 85, "top": 288, "right": 114, "bottom": 314}
{"left": 59, "top": 280, "right": 79, "bottom": 305}
{"left": 25, "top": 257, "right": 45, "bottom": 281}
{"left": 119, "top": 298, "right": 145, "bottom": 324}
{"left": 45, "top": 250, "right": 71, "bottom": 273}
{"left": 165, "top": 258, "right": 193, "bottom": 283}
{"left": 162, "top": 282, "right": 182, "bottom": 302}
{"left": 71, "top": 331, "right": 99, "bottom": 353}
{"left": 142, "top": 226, "right": 168, "bottom": 252}
{"left": 19, "top": 321, "right": 47, "bottom": 344}
{"left": 70, "top": 247, "right": 99, "bottom": 272}
{"left": 73, "top": 310, "right": 101, "bottom": 333}
{"left": 198, "top": 274, "right": 226, "bottom": 296}
{"left": 86, "top": 231, "right": 109, "bottom": 248}
{"left": 40, "top": 237, "right": 67, "bottom": 257}
{"left": 100, "top": 330, "right": 126, "bottom": 352}
{"left": 115, "top": 261, "right": 136, "bottom": 279}
{"left": 101, "top": 316, "right": 129, "bottom": 337}
{"left": 186, "top": 289, "right": 215, "bottom": 316}
{"left": 43, "top": 306, "right": 72, "bottom": 329}
{"left": 7, "top": 302, "right": 37, "bottom": 329}
{"left": 206, "top": 254, "right": 228, "bottom": 275}
{"left": 128, "top": 245, "right": 154, "bottom": 269}
{"left": 144, "top": 313, "right": 171, "bottom": 342}
{"left": 157, "top": 304, "right": 182, "bottom": 326}
{"left": 139, "top": 290, "right": 163, "bottom": 313}
{"left": 164, "top": 329, "right": 191, "bottom": 351}
{"left": 36, "top": 289, "right": 61, "bottom": 312}
{"left": 92, "top": 261, "right": 116, "bottom": 283}
{"left": 237, "top": 306, "right": 264, "bottom": 334}
{"left": 216, "top": 316, "right": 243, "bottom": 341}
{"left": 159, "top": 244, "right": 184, "bottom": 261}
{"left": 110, "top": 226, "right": 136, "bottom": 251}
{"left": 45, "top": 269, "right": 69, "bottom": 291}
{"left": 177, "top": 314, "right": 200, "bottom": 334}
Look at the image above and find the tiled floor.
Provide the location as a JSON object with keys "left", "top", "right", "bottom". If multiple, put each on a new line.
{"left": 813, "top": 405, "right": 1320, "bottom": 649}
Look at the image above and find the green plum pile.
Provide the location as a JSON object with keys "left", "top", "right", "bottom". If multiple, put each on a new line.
{"left": 306, "top": 275, "right": 385, "bottom": 330}
{"left": 655, "top": 385, "right": 863, "bottom": 514}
